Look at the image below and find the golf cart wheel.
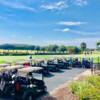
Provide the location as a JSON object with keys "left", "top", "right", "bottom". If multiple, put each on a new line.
{"left": 25, "top": 93, "right": 35, "bottom": 100}
{"left": 0, "top": 90, "right": 3, "bottom": 97}
{"left": 42, "top": 86, "right": 47, "bottom": 93}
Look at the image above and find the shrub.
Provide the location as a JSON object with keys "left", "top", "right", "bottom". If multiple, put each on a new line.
{"left": 85, "top": 75, "right": 100, "bottom": 89}
{"left": 69, "top": 75, "right": 100, "bottom": 100}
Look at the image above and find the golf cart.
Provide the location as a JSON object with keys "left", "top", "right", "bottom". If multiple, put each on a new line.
{"left": 0, "top": 63, "right": 11, "bottom": 67}
{"left": 33, "top": 59, "right": 44, "bottom": 66}
{"left": 32, "top": 59, "right": 50, "bottom": 76}
{"left": 16, "top": 61, "right": 30, "bottom": 67}
{"left": 57, "top": 58, "right": 70, "bottom": 69}
{"left": 73, "top": 58, "right": 82, "bottom": 68}
{"left": 47, "top": 59, "right": 59, "bottom": 72}
{"left": 0, "top": 65, "right": 24, "bottom": 97}
{"left": 0, "top": 67, "right": 6, "bottom": 81}
{"left": 82, "top": 58, "right": 91, "bottom": 68}
{"left": 13, "top": 67, "right": 47, "bottom": 100}
{"left": 39, "top": 60, "right": 50, "bottom": 76}
{"left": 85, "top": 60, "right": 91, "bottom": 68}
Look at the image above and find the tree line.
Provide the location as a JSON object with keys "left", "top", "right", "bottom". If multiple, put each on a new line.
{"left": 0, "top": 42, "right": 99, "bottom": 55}
{"left": 0, "top": 44, "right": 81, "bottom": 54}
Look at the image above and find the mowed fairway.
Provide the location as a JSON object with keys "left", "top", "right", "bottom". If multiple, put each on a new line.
{"left": 0, "top": 53, "right": 100, "bottom": 64}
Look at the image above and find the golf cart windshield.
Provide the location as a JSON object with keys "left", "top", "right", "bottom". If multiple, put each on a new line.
{"left": 32, "top": 73, "right": 43, "bottom": 80}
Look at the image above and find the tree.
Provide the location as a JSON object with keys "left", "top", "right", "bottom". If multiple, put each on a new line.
{"left": 67, "top": 46, "right": 75, "bottom": 54}
{"left": 96, "top": 42, "right": 100, "bottom": 50}
{"left": 40, "top": 47, "right": 46, "bottom": 53}
{"left": 57, "top": 45, "right": 67, "bottom": 53}
{"left": 34, "top": 46, "right": 40, "bottom": 53}
{"left": 47, "top": 45, "right": 59, "bottom": 53}
{"left": 81, "top": 42, "right": 87, "bottom": 51}
{"left": 30, "top": 45, "right": 35, "bottom": 50}
{"left": 74, "top": 47, "right": 81, "bottom": 54}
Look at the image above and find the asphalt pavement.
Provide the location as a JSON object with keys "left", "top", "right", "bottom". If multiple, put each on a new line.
{"left": 44, "top": 68, "right": 85, "bottom": 92}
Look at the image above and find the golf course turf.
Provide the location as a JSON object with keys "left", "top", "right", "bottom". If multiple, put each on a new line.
{"left": 0, "top": 53, "right": 100, "bottom": 64}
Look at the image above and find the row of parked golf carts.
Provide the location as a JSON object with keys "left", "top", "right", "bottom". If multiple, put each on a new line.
{"left": 17, "top": 57, "right": 91, "bottom": 76}
{"left": 0, "top": 57, "right": 92, "bottom": 100}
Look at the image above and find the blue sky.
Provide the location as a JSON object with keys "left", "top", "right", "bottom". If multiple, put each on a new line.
{"left": 0, "top": 0, "right": 100, "bottom": 48}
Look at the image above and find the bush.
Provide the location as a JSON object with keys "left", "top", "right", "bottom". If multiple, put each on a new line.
{"left": 69, "top": 75, "right": 100, "bottom": 100}
{"left": 85, "top": 75, "right": 100, "bottom": 89}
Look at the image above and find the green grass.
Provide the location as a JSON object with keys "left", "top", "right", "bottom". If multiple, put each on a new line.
{"left": 69, "top": 75, "right": 100, "bottom": 100}
{"left": 0, "top": 56, "right": 26, "bottom": 64}
{"left": 0, "top": 53, "right": 100, "bottom": 64}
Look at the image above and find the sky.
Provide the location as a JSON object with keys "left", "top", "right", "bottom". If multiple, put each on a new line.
{"left": 0, "top": 0, "right": 100, "bottom": 48}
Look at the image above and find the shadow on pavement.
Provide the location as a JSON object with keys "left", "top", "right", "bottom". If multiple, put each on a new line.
{"left": 45, "top": 73, "right": 55, "bottom": 78}
{"left": 37, "top": 92, "right": 57, "bottom": 100}
{"left": 53, "top": 69, "right": 64, "bottom": 73}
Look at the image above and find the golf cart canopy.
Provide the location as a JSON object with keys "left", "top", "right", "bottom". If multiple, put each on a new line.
{"left": 34, "top": 59, "right": 44, "bottom": 62}
{"left": 18, "top": 67, "right": 43, "bottom": 80}
{"left": 16, "top": 61, "right": 30, "bottom": 65}
{"left": 4, "top": 65, "right": 24, "bottom": 71}
{"left": 48, "top": 58, "right": 54, "bottom": 61}
{"left": 0, "top": 67, "right": 5, "bottom": 72}
{"left": 18, "top": 67, "right": 43, "bottom": 76}
{"left": 0, "top": 64, "right": 11, "bottom": 67}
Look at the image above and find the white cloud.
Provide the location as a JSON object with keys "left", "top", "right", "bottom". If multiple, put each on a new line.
{"left": 0, "top": 1, "right": 36, "bottom": 12}
{"left": 62, "top": 28, "right": 70, "bottom": 32}
{"left": 69, "top": 30, "right": 100, "bottom": 36}
{"left": 75, "top": 0, "right": 88, "bottom": 6}
{"left": 55, "top": 28, "right": 70, "bottom": 32}
{"left": 41, "top": 0, "right": 88, "bottom": 11}
{"left": 55, "top": 27, "right": 100, "bottom": 36}
{"left": 58, "top": 21, "right": 86, "bottom": 26}
{"left": 41, "top": 1, "right": 68, "bottom": 11}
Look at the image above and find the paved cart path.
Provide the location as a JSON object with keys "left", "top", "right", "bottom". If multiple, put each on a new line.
{"left": 1, "top": 68, "right": 85, "bottom": 100}
{"left": 44, "top": 68, "right": 86, "bottom": 92}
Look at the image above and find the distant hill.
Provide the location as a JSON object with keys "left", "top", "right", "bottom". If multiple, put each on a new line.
{"left": 0, "top": 44, "right": 35, "bottom": 50}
